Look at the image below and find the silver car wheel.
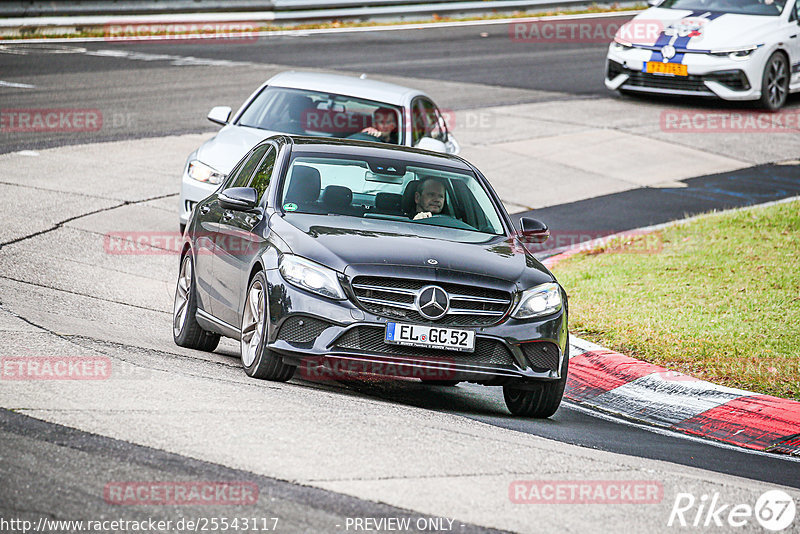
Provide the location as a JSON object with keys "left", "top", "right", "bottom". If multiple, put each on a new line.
{"left": 173, "top": 256, "right": 192, "bottom": 338}
{"left": 241, "top": 280, "right": 265, "bottom": 367}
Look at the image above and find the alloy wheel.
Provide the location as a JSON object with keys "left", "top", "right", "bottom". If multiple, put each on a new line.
{"left": 241, "top": 279, "right": 265, "bottom": 367}
{"left": 173, "top": 256, "right": 192, "bottom": 338}
{"left": 766, "top": 56, "right": 788, "bottom": 109}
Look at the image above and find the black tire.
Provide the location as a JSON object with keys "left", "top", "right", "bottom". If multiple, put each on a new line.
{"left": 173, "top": 253, "right": 221, "bottom": 352}
{"left": 421, "top": 380, "right": 460, "bottom": 387}
{"left": 758, "top": 52, "right": 789, "bottom": 111}
{"left": 240, "top": 271, "right": 295, "bottom": 381}
{"left": 503, "top": 341, "right": 569, "bottom": 418}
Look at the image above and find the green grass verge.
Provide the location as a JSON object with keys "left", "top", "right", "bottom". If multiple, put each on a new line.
{"left": 552, "top": 200, "right": 800, "bottom": 400}
{"left": 3, "top": 3, "right": 645, "bottom": 41}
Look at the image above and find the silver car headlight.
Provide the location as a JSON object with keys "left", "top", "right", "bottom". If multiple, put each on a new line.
{"left": 512, "top": 283, "right": 562, "bottom": 319}
{"left": 279, "top": 255, "right": 346, "bottom": 300}
{"left": 187, "top": 160, "right": 225, "bottom": 184}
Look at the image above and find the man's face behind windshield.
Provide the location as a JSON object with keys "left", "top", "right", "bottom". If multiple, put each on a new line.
{"left": 415, "top": 179, "right": 445, "bottom": 214}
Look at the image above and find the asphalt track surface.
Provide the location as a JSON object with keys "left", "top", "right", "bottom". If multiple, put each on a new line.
{"left": 2, "top": 17, "right": 800, "bottom": 531}
{"left": 0, "top": 409, "right": 502, "bottom": 533}
{"left": 516, "top": 163, "right": 800, "bottom": 252}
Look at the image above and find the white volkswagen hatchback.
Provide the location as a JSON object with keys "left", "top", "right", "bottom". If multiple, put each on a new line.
{"left": 179, "top": 71, "right": 459, "bottom": 231}
{"left": 605, "top": 0, "right": 800, "bottom": 109}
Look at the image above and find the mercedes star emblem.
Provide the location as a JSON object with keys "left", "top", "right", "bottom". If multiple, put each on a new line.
{"left": 427, "top": 259, "right": 438, "bottom": 265}
{"left": 416, "top": 285, "right": 449, "bottom": 320}
{"left": 661, "top": 45, "right": 676, "bottom": 61}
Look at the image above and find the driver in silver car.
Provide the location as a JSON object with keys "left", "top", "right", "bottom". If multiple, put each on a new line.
{"left": 358, "top": 107, "right": 399, "bottom": 144}
{"left": 413, "top": 178, "right": 446, "bottom": 220}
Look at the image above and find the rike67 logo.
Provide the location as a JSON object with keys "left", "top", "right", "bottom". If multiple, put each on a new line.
{"left": 668, "top": 490, "right": 796, "bottom": 531}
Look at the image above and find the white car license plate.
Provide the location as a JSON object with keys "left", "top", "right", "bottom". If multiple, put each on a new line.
{"left": 385, "top": 322, "right": 475, "bottom": 352}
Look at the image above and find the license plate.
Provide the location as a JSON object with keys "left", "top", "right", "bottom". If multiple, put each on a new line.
{"left": 385, "top": 322, "right": 475, "bottom": 353}
{"left": 646, "top": 61, "right": 688, "bottom": 76}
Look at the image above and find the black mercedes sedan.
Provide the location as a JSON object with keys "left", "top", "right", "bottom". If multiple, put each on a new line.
{"left": 173, "top": 136, "right": 569, "bottom": 418}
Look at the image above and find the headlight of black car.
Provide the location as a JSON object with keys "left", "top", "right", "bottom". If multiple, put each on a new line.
{"left": 279, "top": 254, "right": 346, "bottom": 300}
{"left": 511, "top": 282, "right": 563, "bottom": 319}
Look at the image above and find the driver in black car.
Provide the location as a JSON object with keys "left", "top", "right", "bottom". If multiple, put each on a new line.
{"left": 413, "top": 178, "right": 446, "bottom": 220}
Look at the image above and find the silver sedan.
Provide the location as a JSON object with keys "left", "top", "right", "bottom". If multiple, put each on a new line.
{"left": 179, "top": 71, "right": 460, "bottom": 231}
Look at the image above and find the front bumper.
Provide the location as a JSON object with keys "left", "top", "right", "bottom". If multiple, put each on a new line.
{"left": 605, "top": 45, "right": 764, "bottom": 101}
{"left": 262, "top": 269, "right": 568, "bottom": 385}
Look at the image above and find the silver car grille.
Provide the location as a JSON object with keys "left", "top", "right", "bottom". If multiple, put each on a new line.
{"left": 350, "top": 276, "right": 512, "bottom": 326}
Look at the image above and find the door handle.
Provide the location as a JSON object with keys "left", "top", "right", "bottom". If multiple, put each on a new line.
{"left": 199, "top": 205, "right": 211, "bottom": 215}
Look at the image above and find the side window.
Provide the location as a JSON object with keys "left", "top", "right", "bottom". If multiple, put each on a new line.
{"left": 250, "top": 146, "right": 277, "bottom": 202}
{"left": 430, "top": 106, "right": 449, "bottom": 143}
{"left": 229, "top": 144, "right": 269, "bottom": 189}
{"left": 411, "top": 98, "right": 448, "bottom": 145}
{"left": 794, "top": 0, "right": 800, "bottom": 21}
{"left": 221, "top": 159, "right": 246, "bottom": 190}
{"left": 411, "top": 98, "right": 427, "bottom": 145}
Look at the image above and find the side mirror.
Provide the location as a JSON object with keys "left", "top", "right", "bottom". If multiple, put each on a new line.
{"left": 219, "top": 187, "right": 258, "bottom": 211}
{"left": 414, "top": 137, "right": 448, "bottom": 153}
{"left": 445, "top": 134, "right": 460, "bottom": 155}
{"left": 518, "top": 217, "right": 550, "bottom": 244}
{"left": 647, "top": 0, "right": 663, "bottom": 6}
{"left": 207, "top": 106, "right": 232, "bottom": 126}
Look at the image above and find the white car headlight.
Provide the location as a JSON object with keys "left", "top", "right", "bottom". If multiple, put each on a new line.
{"left": 710, "top": 46, "right": 759, "bottom": 61}
{"left": 512, "top": 282, "right": 562, "bottom": 320}
{"left": 279, "top": 255, "right": 346, "bottom": 300}
{"left": 187, "top": 160, "right": 225, "bottom": 184}
{"left": 612, "top": 38, "right": 633, "bottom": 52}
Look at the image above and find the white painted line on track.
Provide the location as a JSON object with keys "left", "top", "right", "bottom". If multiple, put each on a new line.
{"left": 0, "top": 43, "right": 256, "bottom": 67}
{"left": 563, "top": 400, "right": 800, "bottom": 464}
{"left": 0, "top": 10, "right": 643, "bottom": 45}
{"left": 0, "top": 80, "right": 36, "bottom": 88}
{"left": 83, "top": 48, "right": 251, "bottom": 67}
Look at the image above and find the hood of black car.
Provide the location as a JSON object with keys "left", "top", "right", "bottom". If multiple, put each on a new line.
{"left": 271, "top": 213, "right": 553, "bottom": 289}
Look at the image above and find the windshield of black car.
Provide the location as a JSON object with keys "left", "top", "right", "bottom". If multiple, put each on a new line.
{"left": 657, "top": 0, "right": 785, "bottom": 15}
{"left": 279, "top": 155, "right": 506, "bottom": 236}
{"left": 237, "top": 87, "right": 404, "bottom": 145}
